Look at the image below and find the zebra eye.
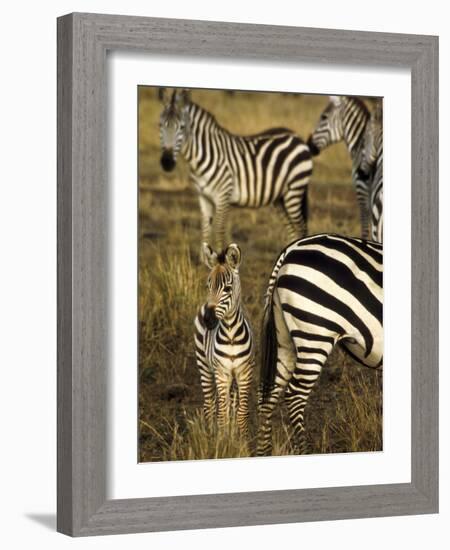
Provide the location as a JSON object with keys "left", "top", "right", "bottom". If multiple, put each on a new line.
{"left": 223, "top": 285, "right": 232, "bottom": 293}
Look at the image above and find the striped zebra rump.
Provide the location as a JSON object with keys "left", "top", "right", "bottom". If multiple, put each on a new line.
{"left": 159, "top": 89, "right": 313, "bottom": 253}
{"left": 194, "top": 243, "right": 254, "bottom": 437}
{"left": 257, "top": 233, "right": 383, "bottom": 456}
{"left": 307, "top": 96, "right": 382, "bottom": 240}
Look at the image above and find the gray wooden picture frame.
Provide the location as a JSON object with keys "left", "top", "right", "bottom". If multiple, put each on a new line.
{"left": 57, "top": 12, "right": 439, "bottom": 537}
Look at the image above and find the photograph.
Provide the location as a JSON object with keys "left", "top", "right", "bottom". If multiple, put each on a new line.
{"left": 1, "top": 2, "right": 441, "bottom": 543}
{"left": 138, "top": 87, "right": 383, "bottom": 462}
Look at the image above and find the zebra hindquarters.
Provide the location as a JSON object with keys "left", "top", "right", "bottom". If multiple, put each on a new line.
{"left": 257, "top": 287, "right": 334, "bottom": 456}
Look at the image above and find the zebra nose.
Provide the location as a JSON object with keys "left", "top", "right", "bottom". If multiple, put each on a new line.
{"left": 160, "top": 150, "right": 176, "bottom": 172}
{"left": 306, "top": 136, "right": 320, "bottom": 156}
{"left": 204, "top": 306, "right": 218, "bottom": 330}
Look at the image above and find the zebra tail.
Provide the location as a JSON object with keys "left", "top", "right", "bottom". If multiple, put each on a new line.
{"left": 260, "top": 249, "right": 287, "bottom": 401}
{"left": 260, "top": 291, "right": 278, "bottom": 402}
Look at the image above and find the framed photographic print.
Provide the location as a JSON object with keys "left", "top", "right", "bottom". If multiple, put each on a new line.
{"left": 57, "top": 13, "right": 438, "bottom": 536}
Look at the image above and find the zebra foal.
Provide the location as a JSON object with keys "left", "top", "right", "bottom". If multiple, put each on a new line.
{"left": 257, "top": 234, "right": 383, "bottom": 456}
{"left": 307, "top": 96, "right": 383, "bottom": 240}
{"left": 159, "top": 89, "right": 313, "bottom": 253}
{"left": 194, "top": 243, "right": 254, "bottom": 436}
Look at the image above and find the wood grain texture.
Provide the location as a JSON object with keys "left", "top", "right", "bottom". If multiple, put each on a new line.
{"left": 57, "top": 13, "right": 74, "bottom": 535}
{"left": 57, "top": 12, "right": 439, "bottom": 537}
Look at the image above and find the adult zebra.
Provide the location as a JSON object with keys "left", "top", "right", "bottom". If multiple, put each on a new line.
{"left": 257, "top": 233, "right": 383, "bottom": 456}
{"left": 159, "top": 89, "right": 313, "bottom": 252}
{"left": 307, "top": 96, "right": 383, "bottom": 240}
{"left": 358, "top": 101, "right": 383, "bottom": 242}
{"left": 370, "top": 185, "right": 383, "bottom": 243}
{"left": 194, "top": 243, "right": 254, "bottom": 437}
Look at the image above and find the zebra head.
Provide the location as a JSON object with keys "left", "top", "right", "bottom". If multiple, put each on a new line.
{"left": 159, "top": 88, "right": 191, "bottom": 172}
{"left": 202, "top": 243, "right": 242, "bottom": 329}
{"left": 307, "top": 95, "right": 345, "bottom": 156}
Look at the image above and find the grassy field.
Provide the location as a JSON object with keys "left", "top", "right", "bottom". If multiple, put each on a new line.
{"left": 138, "top": 88, "right": 382, "bottom": 462}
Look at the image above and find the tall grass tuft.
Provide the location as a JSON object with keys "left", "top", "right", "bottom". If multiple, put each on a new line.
{"left": 141, "top": 410, "right": 250, "bottom": 461}
{"left": 140, "top": 408, "right": 299, "bottom": 461}
{"left": 316, "top": 366, "right": 383, "bottom": 454}
{"left": 139, "top": 233, "right": 204, "bottom": 384}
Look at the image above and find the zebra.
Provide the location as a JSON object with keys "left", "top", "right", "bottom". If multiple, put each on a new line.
{"left": 307, "top": 96, "right": 383, "bottom": 240}
{"left": 370, "top": 185, "right": 383, "bottom": 243}
{"left": 194, "top": 242, "right": 254, "bottom": 436}
{"left": 357, "top": 101, "right": 383, "bottom": 242}
{"left": 159, "top": 88, "right": 313, "bottom": 253}
{"left": 257, "top": 233, "right": 383, "bottom": 456}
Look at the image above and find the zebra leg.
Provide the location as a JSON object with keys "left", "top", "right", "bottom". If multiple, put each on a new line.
{"left": 257, "top": 290, "right": 297, "bottom": 456}
{"left": 198, "top": 194, "right": 215, "bottom": 256}
{"left": 280, "top": 185, "right": 308, "bottom": 240}
{"left": 194, "top": 312, "right": 217, "bottom": 426}
{"left": 354, "top": 179, "right": 370, "bottom": 239}
{"left": 235, "top": 361, "right": 253, "bottom": 439}
{"left": 215, "top": 369, "right": 233, "bottom": 430}
{"left": 257, "top": 384, "right": 286, "bottom": 456}
{"left": 274, "top": 199, "right": 298, "bottom": 242}
{"left": 213, "top": 191, "right": 232, "bottom": 252}
{"left": 195, "top": 353, "right": 216, "bottom": 427}
{"left": 285, "top": 340, "right": 331, "bottom": 454}
{"left": 257, "top": 345, "right": 295, "bottom": 455}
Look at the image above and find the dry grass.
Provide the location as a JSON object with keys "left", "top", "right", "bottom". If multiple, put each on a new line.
{"left": 138, "top": 87, "right": 382, "bottom": 462}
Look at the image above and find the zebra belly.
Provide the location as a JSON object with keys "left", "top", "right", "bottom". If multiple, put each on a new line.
{"left": 229, "top": 175, "right": 283, "bottom": 208}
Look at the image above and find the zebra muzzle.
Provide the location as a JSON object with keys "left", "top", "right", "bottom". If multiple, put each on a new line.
{"left": 160, "top": 150, "right": 176, "bottom": 172}
{"left": 306, "top": 136, "right": 320, "bottom": 156}
{"left": 204, "top": 306, "right": 219, "bottom": 330}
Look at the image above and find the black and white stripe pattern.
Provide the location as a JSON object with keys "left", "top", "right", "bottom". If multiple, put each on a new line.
{"left": 370, "top": 184, "right": 383, "bottom": 243}
{"left": 359, "top": 101, "right": 383, "bottom": 242}
{"left": 194, "top": 243, "right": 254, "bottom": 436}
{"left": 307, "top": 96, "right": 383, "bottom": 240}
{"left": 159, "top": 89, "right": 313, "bottom": 251}
{"left": 257, "top": 234, "right": 383, "bottom": 455}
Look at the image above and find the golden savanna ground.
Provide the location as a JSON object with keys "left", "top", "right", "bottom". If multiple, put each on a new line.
{"left": 138, "top": 88, "right": 382, "bottom": 462}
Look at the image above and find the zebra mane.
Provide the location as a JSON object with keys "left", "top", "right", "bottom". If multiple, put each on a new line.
{"left": 216, "top": 250, "right": 227, "bottom": 264}
{"left": 345, "top": 95, "right": 370, "bottom": 115}
{"left": 340, "top": 96, "right": 370, "bottom": 157}
{"left": 189, "top": 102, "right": 231, "bottom": 136}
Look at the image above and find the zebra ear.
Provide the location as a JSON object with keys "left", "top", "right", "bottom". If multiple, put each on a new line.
{"left": 225, "top": 243, "right": 242, "bottom": 270}
{"left": 158, "top": 87, "right": 168, "bottom": 103}
{"left": 178, "top": 89, "right": 191, "bottom": 107}
{"left": 374, "top": 99, "right": 383, "bottom": 122}
{"left": 329, "top": 95, "right": 342, "bottom": 106}
{"left": 203, "top": 243, "right": 218, "bottom": 269}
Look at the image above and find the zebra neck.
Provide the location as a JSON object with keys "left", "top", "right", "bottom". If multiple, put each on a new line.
{"left": 182, "top": 103, "right": 227, "bottom": 167}
{"left": 219, "top": 307, "right": 244, "bottom": 333}
{"left": 342, "top": 102, "right": 369, "bottom": 161}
